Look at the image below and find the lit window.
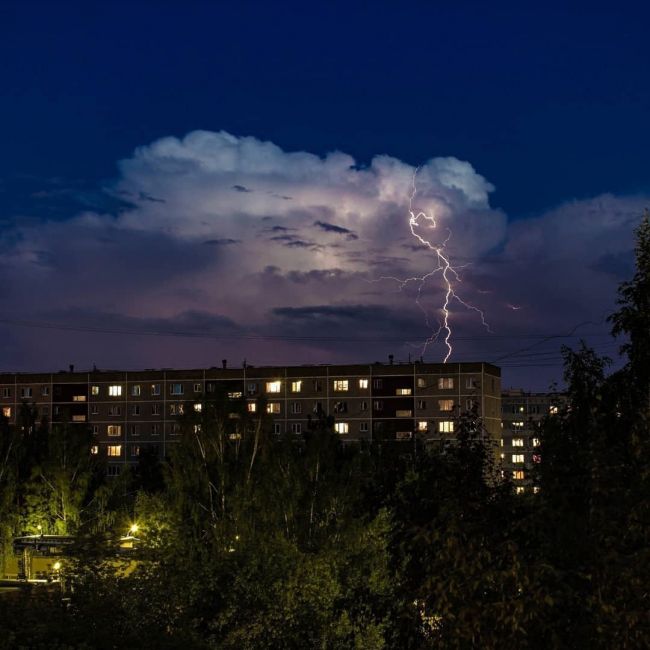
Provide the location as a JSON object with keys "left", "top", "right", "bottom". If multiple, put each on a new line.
{"left": 90, "top": 445, "right": 98, "bottom": 455}
{"left": 290, "top": 423, "right": 301, "bottom": 434}
{"left": 532, "top": 453, "right": 541, "bottom": 464}
{"left": 549, "top": 405, "right": 558, "bottom": 414}
{"left": 515, "top": 486, "right": 525, "bottom": 494}
{"left": 267, "top": 402, "right": 280, "bottom": 414}
{"left": 107, "top": 445, "right": 121, "bottom": 457}
{"left": 228, "top": 391, "right": 243, "bottom": 399}
{"left": 532, "top": 437, "right": 540, "bottom": 447}
{"left": 170, "top": 383, "right": 184, "bottom": 395}
{"left": 396, "top": 409, "right": 413, "bottom": 417}
{"left": 512, "top": 421, "right": 524, "bottom": 429}
{"left": 131, "top": 385, "right": 141, "bottom": 397}
{"left": 72, "top": 415, "right": 86, "bottom": 422}
{"left": 194, "top": 403, "right": 202, "bottom": 412}
{"left": 266, "top": 381, "right": 281, "bottom": 393}
{"left": 169, "top": 404, "right": 184, "bottom": 416}
{"left": 193, "top": 424, "right": 202, "bottom": 433}
{"left": 360, "top": 422, "right": 369, "bottom": 432}
{"left": 500, "top": 453, "right": 505, "bottom": 459}
{"left": 334, "top": 422, "right": 349, "bottom": 434}
{"left": 290, "top": 402, "right": 302, "bottom": 414}
{"left": 533, "top": 486, "right": 541, "bottom": 494}
{"left": 2, "top": 407, "right": 11, "bottom": 418}
{"left": 194, "top": 383, "right": 202, "bottom": 393}
{"left": 359, "top": 378, "right": 368, "bottom": 389}
{"left": 247, "top": 402, "right": 257, "bottom": 413}
{"left": 438, "top": 377, "right": 454, "bottom": 389}
{"left": 438, "top": 421, "right": 454, "bottom": 433}
{"left": 438, "top": 399, "right": 454, "bottom": 412}
{"left": 91, "top": 385, "right": 99, "bottom": 396}
{"left": 500, "top": 439, "right": 504, "bottom": 447}
{"left": 417, "top": 421, "right": 428, "bottom": 432}
{"left": 107, "top": 425, "right": 122, "bottom": 437}
{"left": 151, "top": 384, "right": 161, "bottom": 396}
{"left": 396, "top": 388, "right": 412, "bottom": 396}
{"left": 291, "top": 381, "right": 302, "bottom": 393}
{"left": 512, "top": 454, "right": 525, "bottom": 463}
{"left": 417, "top": 378, "right": 426, "bottom": 388}
{"left": 108, "top": 385, "right": 122, "bottom": 397}
{"left": 513, "top": 470, "right": 525, "bottom": 480}
{"left": 333, "top": 380, "right": 349, "bottom": 392}
{"left": 512, "top": 438, "right": 524, "bottom": 447}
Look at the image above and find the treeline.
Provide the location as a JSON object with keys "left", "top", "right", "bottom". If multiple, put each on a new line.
{"left": 0, "top": 215, "right": 648, "bottom": 649}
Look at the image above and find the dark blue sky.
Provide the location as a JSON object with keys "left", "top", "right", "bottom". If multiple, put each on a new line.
{"left": 1, "top": 1, "right": 648, "bottom": 388}
{"left": 2, "top": 0, "right": 649, "bottom": 218}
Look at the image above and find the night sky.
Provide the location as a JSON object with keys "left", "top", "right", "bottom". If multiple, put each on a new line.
{"left": 1, "top": 0, "right": 649, "bottom": 390}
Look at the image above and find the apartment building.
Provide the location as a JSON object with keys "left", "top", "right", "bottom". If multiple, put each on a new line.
{"left": 500, "top": 388, "right": 565, "bottom": 493}
{"left": 0, "top": 361, "right": 501, "bottom": 475}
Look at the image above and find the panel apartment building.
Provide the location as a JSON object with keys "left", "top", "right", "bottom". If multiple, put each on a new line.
{"left": 1, "top": 361, "right": 501, "bottom": 475}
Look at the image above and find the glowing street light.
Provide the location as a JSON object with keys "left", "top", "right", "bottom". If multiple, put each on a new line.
{"left": 128, "top": 523, "right": 139, "bottom": 536}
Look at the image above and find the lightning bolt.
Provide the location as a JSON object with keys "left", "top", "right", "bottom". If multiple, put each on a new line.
{"left": 379, "top": 167, "right": 491, "bottom": 363}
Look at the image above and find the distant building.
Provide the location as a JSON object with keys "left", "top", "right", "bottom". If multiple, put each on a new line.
{"left": 500, "top": 388, "right": 565, "bottom": 493}
{"left": 1, "top": 362, "right": 501, "bottom": 476}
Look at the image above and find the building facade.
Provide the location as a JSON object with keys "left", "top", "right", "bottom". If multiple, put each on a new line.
{"left": 1, "top": 362, "right": 501, "bottom": 475}
{"left": 500, "top": 388, "right": 565, "bottom": 493}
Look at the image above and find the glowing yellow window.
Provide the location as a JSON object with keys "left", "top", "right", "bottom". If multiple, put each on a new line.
{"left": 247, "top": 402, "right": 257, "bottom": 413}
{"left": 396, "top": 388, "right": 412, "bottom": 396}
{"left": 417, "top": 421, "right": 428, "bottom": 432}
{"left": 291, "top": 381, "right": 302, "bottom": 393}
{"left": 333, "top": 380, "right": 349, "bottom": 392}
{"left": 334, "top": 422, "right": 349, "bottom": 434}
{"left": 266, "top": 402, "right": 280, "bottom": 414}
{"left": 266, "top": 381, "right": 281, "bottom": 393}
{"left": 107, "top": 445, "right": 121, "bottom": 457}
{"left": 359, "top": 379, "right": 368, "bottom": 389}
{"left": 438, "top": 421, "right": 454, "bottom": 433}
{"left": 438, "top": 399, "right": 454, "bottom": 411}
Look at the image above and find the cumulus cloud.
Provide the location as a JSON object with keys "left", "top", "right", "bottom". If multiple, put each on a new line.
{"left": 0, "top": 130, "right": 646, "bottom": 389}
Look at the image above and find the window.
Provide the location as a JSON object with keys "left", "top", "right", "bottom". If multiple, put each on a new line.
{"left": 92, "top": 425, "right": 99, "bottom": 435}
{"left": 417, "top": 377, "right": 426, "bottom": 388}
{"left": 373, "top": 400, "right": 383, "bottom": 411}
{"left": 334, "top": 422, "right": 349, "bottom": 434}
{"left": 438, "top": 421, "right": 454, "bottom": 433}
{"left": 228, "top": 391, "right": 243, "bottom": 399}
{"left": 247, "top": 402, "right": 257, "bottom": 413}
{"left": 151, "top": 424, "right": 160, "bottom": 435}
{"left": 170, "top": 383, "right": 184, "bottom": 395}
{"left": 532, "top": 437, "right": 540, "bottom": 447}
{"left": 264, "top": 380, "right": 281, "bottom": 394}
{"left": 2, "top": 407, "right": 11, "bottom": 418}
{"left": 132, "top": 405, "right": 140, "bottom": 416}
{"left": 151, "top": 383, "right": 161, "bottom": 396}
{"left": 151, "top": 404, "right": 161, "bottom": 416}
{"left": 360, "top": 400, "right": 368, "bottom": 411}
{"left": 273, "top": 423, "right": 282, "bottom": 434}
{"left": 515, "top": 486, "right": 525, "bottom": 495}
{"left": 373, "top": 378, "right": 383, "bottom": 389}
{"left": 90, "top": 445, "right": 98, "bottom": 455}
{"left": 290, "top": 402, "right": 302, "bottom": 414}
{"left": 267, "top": 402, "right": 280, "bottom": 414}
{"left": 500, "top": 439, "right": 504, "bottom": 447}
{"left": 438, "top": 399, "right": 454, "bottom": 412}
{"left": 465, "top": 377, "right": 476, "bottom": 389}
{"left": 417, "top": 399, "right": 426, "bottom": 410}
{"left": 108, "top": 385, "right": 122, "bottom": 397}
{"left": 333, "top": 379, "right": 349, "bottom": 392}
{"left": 194, "top": 403, "right": 202, "bottom": 412}
{"left": 170, "top": 423, "right": 181, "bottom": 434}
{"left": 2, "top": 387, "right": 11, "bottom": 398}
{"left": 245, "top": 382, "right": 256, "bottom": 395}
{"left": 20, "top": 387, "right": 33, "bottom": 398}
{"left": 417, "top": 421, "right": 428, "bottom": 432}
{"left": 41, "top": 386, "right": 49, "bottom": 396}
{"left": 513, "top": 470, "right": 525, "bottom": 480}
{"left": 532, "top": 453, "right": 541, "bottom": 464}
{"left": 107, "top": 445, "right": 122, "bottom": 457}
{"left": 500, "top": 453, "right": 505, "bottom": 459}
{"left": 533, "top": 486, "right": 541, "bottom": 494}
{"left": 333, "top": 401, "right": 347, "bottom": 414}
{"left": 131, "top": 446, "right": 140, "bottom": 457}
{"left": 91, "top": 385, "right": 99, "bottom": 396}
{"left": 194, "top": 383, "right": 202, "bottom": 393}
{"left": 512, "top": 438, "right": 524, "bottom": 447}
{"left": 313, "top": 401, "right": 323, "bottom": 414}
{"left": 396, "top": 388, "right": 412, "bottom": 396}
{"left": 512, "top": 454, "right": 525, "bottom": 463}
{"left": 72, "top": 395, "right": 86, "bottom": 402}
{"left": 41, "top": 406, "right": 49, "bottom": 417}
{"left": 549, "top": 405, "right": 559, "bottom": 415}
{"left": 130, "top": 425, "right": 139, "bottom": 436}
{"left": 72, "top": 415, "right": 86, "bottom": 422}
{"left": 438, "top": 378, "right": 454, "bottom": 389}
{"left": 108, "top": 405, "right": 121, "bottom": 416}
{"left": 291, "top": 380, "right": 302, "bottom": 393}
{"left": 360, "top": 422, "right": 369, "bottom": 433}
{"left": 131, "top": 385, "right": 141, "bottom": 397}
{"left": 53, "top": 406, "right": 60, "bottom": 416}
{"left": 193, "top": 424, "right": 202, "bottom": 433}
{"left": 466, "top": 398, "right": 477, "bottom": 412}
{"left": 359, "top": 378, "right": 368, "bottom": 389}
{"left": 169, "top": 404, "right": 184, "bottom": 416}
{"left": 396, "top": 409, "right": 413, "bottom": 417}
{"left": 512, "top": 421, "right": 524, "bottom": 429}
{"left": 107, "top": 465, "right": 121, "bottom": 477}
{"left": 290, "top": 422, "right": 301, "bottom": 434}
{"left": 107, "top": 425, "right": 122, "bottom": 437}
{"left": 396, "top": 431, "right": 412, "bottom": 440}
{"left": 313, "top": 379, "right": 322, "bottom": 392}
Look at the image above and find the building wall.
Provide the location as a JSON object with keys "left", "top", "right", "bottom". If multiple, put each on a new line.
{"left": 1, "top": 362, "right": 501, "bottom": 475}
